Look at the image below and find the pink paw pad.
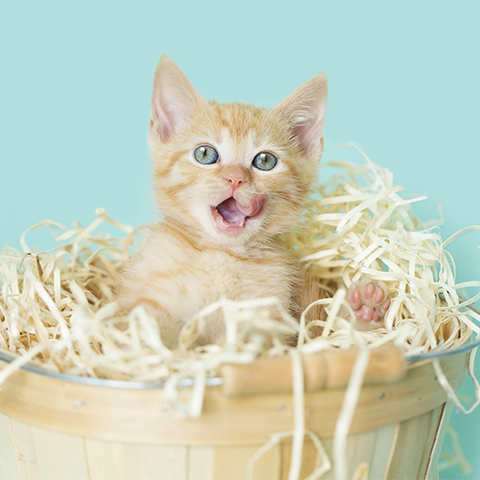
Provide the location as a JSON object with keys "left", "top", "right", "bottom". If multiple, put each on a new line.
{"left": 346, "top": 278, "right": 391, "bottom": 330}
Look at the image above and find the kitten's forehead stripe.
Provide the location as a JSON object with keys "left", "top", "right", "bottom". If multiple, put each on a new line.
{"left": 198, "top": 103, "right": 293, "bottom": 169}
{"left": 208, "top": 102, "right": 270, "bottom": 143}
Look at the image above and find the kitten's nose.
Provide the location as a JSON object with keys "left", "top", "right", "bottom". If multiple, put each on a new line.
{"left": 224, "top": 170, "right": 247, "bottom": 191}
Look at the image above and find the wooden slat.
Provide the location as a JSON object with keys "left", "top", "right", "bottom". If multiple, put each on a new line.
{"left": 368, "top": 423, "right": 399, "bottom": 480}
{"left": 317, "top": 432, "right": 377, "bottom": 480}
{"left": 281, "top": 430, "right": 377, "bottom": 480}
{"left": 345, "top": 429, "right": 377, "bottom": 477}
{"left": 84, "top": 439, "right": 187, "bottom": 480}
{"left": 425, "top": 402, "right": 453, "bottom": 480}
{"left": 386, "top": 404, "right": 445, "bottom": 479}
{"left": 0, "top": 413, "right": 23, "bottom": 480}
{"left": 9, "top": 418, "right": 39, "bottom": 480}
{"left": 280, "top": 438, "right": 324, "bottom": 480}
{"left": 30, "top": 425, "right": 90, "bottom": 480}
{"left": 187, "top": 446, "right": 215, "bottom": 480}
{"left": 188, "top": 444, "right": 280, "bottom": 480}
{"left": 217, "top": 444, "right": 281, "bottom": 480}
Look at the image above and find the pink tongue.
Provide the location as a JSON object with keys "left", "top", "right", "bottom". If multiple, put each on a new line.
{"left": 217, "top": 198, "right": 245, "bottom": 224}
{"left": 216, "top": 196, "right": 266, "bottom": 225}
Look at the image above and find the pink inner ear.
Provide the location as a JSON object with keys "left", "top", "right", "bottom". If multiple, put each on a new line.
{"left": 150, "top": 57, "right": 205, "bottom": 142}
{"left": 153, "top": 88, "right": 196, "bottom": 141}
{"left": 296, "top": 112, "right": 325, "bottom": 154}
{"left": 271, "top": 73, "right": 327, "bottom": 155}
{"left": 153, "top": 102, "right": 175, "bottom": 141}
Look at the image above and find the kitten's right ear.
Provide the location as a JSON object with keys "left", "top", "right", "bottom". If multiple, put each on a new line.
{"left": 150, "top": 55, "right": 206, "bottom": 141}
{"left": 271, "top": 73, "right": 328, "bottom": 157}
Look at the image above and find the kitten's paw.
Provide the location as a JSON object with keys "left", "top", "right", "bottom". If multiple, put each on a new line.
{"left": 345, "top": 278, "right": 390, "bottom": 331}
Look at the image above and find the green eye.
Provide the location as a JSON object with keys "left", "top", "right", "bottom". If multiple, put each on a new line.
{"left": 253, "top": 152, "right": 277, "bottom": 171}
{"left": 194, "top": 145, "right": 219, "bottom": 164}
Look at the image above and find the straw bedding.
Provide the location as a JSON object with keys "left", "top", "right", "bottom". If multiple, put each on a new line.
{"left": 1, "top": 145, "right": 479, "bottom": 478}
{"left": 1, "top": 146, "right": 479, "bottom": 384}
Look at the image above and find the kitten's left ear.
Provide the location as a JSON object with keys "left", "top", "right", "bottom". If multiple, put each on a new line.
{"left": 271, "top": 73, "right": 328, "bottom": 156}
{"left": 150, "top": 55, "right": 207, "bottom": 142}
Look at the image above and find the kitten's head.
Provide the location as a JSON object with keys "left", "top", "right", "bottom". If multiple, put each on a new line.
{"left": 149, "top": 56, "right": 327, "bottom": 248}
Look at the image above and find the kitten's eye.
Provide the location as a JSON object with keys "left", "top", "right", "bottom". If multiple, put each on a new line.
{"left": 253, "top": 152, "right": 277, "bottom": 171}
{"left": 194, "top": 145, "right": 219, "bottom": 165}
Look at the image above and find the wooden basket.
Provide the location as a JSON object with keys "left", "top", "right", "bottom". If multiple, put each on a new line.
{"left": 0, "top": 323, "right": 471, "bottom": 480}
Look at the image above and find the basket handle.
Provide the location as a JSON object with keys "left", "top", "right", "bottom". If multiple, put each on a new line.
{"left": 221, "top": 345, "right": 406, "bottom": 397}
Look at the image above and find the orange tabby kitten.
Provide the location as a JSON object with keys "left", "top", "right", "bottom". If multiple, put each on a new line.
{"left": 116, "top": 56, "right": 389, "bottom": 348}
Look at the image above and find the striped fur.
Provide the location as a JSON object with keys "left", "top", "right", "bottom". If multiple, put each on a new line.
{"left": 116, "top": 56, "right": 328, "bottom": 348}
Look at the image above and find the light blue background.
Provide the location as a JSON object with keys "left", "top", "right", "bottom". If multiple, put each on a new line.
{"left": 1, "top": 1, "right": 479, "bottom": 478}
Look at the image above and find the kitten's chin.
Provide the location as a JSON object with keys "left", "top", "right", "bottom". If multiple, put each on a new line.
{"left": 209, "top": 194, "right": 268, "bottom": 236}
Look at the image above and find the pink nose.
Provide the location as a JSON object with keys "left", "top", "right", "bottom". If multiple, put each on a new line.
{"left": 224, "top": 172, "right": 246, "bottom": 191}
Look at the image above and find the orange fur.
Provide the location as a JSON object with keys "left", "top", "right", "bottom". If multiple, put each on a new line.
{"left": 116, "top": 56, "right": 328, "bottom": 348}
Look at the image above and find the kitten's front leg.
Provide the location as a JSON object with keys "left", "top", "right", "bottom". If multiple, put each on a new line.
{"left": 345, "top": 277, "right": 391, "bottom": 331}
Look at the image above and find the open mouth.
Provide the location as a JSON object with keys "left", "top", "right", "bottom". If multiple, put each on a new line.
{"left": 210, "top": 194, "right": 268, "bottom": 233}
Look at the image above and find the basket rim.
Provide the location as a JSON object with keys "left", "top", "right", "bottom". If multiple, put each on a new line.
{"left": 0, "top": 322, "right": 472, "bottom": 443}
